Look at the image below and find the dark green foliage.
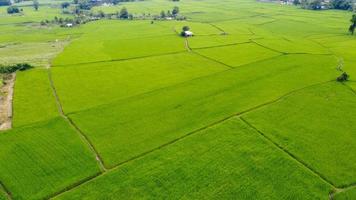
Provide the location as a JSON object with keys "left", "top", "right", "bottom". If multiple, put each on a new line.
{"left": 61, "top": 2, "right": 70, "bottom": 9}
{"left": 350, "top": 14, "right": 356, "bottom": 35}
{"left": 7, "top": 6, "right": 20, "bottom": 14}
{"left": 119, "top": 7, "right": 129, "bottom": 19}
{"left": 78, "top": 0, "right": 91, "bottom": 10}
{"left": 337, "top": 72, "right": 349, "bottom": 82}
{"left": 301, "top": 0, "right": 323, "bottom": 10}
{"left": 0, "top": 0, "right": 10, "bottom": 6}
{"left": 182, "top": 26, "right": 190, "bottom": 31}
{"left": 330, "top": 0, "right": 354, "bottom": 10}
{"left": 0, "top": 63, "right": 33, "bottom": 74}
{"left": 181, "top": 26, "right": 190, "bottom": 36}
{"left": 172, "top": 6, "right": 179, "bottom": 16}
{"left": 160, "top": 10, "right": 166, "bottom": 18}
{"left": 33, "top": 0, "right": 39, "bottom": 11}
{"left": 293, "top": 0, "right": 300, "bottom": 5}
{"left": 97, "top": 10, "right": 105, "bottom": 18}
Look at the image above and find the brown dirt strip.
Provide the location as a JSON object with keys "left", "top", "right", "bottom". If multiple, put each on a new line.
{"left": 0, "top": 180, "right": 12, "bottom": 200}
{"left": 329, "top": 184, "right": 356, "bottom": 200}
{"left": 0, "top": 73, "right": 16, "bottom": 131}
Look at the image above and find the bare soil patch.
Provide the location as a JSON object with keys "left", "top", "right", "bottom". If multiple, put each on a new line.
{"left": 0, "top": 73, "right": 16, "bottom": 130}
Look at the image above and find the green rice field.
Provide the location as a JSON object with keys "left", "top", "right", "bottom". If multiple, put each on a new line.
{"left": 0, "top": 0, "right": 355, "bottom": 199}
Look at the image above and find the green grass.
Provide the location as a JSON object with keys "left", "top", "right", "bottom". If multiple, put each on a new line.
{"left": 52, "top": 20, "right": 186, "bottom": 66}
{"left": 0, "top": 189, "right": 7, "bottom": 200}
{"left": 252, "top": 37, "right": 330, "bottom": 54}
{"left": 243, "top": 82, "right": 356, "bottom": 187}
{"left": 52, "top": 52, "right": 229, "bottom": 113}
{"left": 195, "top": 43, "right": 281, "bottom": 67}
{"left": 12, "top": 68, "right": 59, "bottom": 127}
{"left": 0, "top": 41, "right": 68, "bottom": 66}
{"left": 68, "top": 54, "right": 338, "bottom": 167}
{"left": 334, "top": 188, "right": 356, "bottom": 200}
{"left": 188, "top": 34, "right": 254, "bottom": 49}
{"left": 1, "top": 0, "right": 356, "bottom": 198}
{"left": 0, "top": 117, "right": 101, "bottom": 200}
{"left": 54, "top": 118, "right": 331, "bottom": 200}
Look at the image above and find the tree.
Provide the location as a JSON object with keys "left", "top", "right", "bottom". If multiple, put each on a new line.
{"left": 33, "top": 0, "right": 39, "bottom": 11}
{"left": 308, "top": 0, "right": 322, "bottom": 10}
{"left": 172, "top": 6, "right": 179, "bottom": 16}
{"left": 7, "top": 6, "right": 20, "bottom": 14}
{"left": 78, "top": 0, "right": 91, "bottom": 10}
{"left": 160, "top": 10, "right": 166, "bottom": 18}
{"left": 330, "top": 0, "right": 353, "bottom": 10}
{"left": 119, "top": 7, "right": 129, "bottom": 19}
{"left": 181, "top": 26, "right": 190, "bottom": 36}
{"left": 97, "top": 10, "right": 105, "bottom": 18}
{"left": 61, "top": 2, "right": 70, "bottom": 9}
{"left": 0, "top": 0, "right": 11, "bottom": 6}
{"left": 337, "top": 72, "right": 350, "bottom": 82}
{"left": 300, "top": 0, "right": 322, "bottom": 10}
{"left": 349, "top": 14, "right": 356, "bottom": 35}
{"left": 293, "top": 0, "right": 300, "bottom": 5}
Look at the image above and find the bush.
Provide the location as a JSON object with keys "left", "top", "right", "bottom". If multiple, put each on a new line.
{"left": 0, "top": 63, "right": 33, "bottom": 74}
{"left": 61, "top": 2, "right": 70, "bottom": 9}
{"left": 337, "top": 72, "right": 350, "bottom": 82}
{"left": 7, "top": 6, "right": 20, "bottom": 14}
{"left": 330, "top": 0, "right": 354, "bottom": 10}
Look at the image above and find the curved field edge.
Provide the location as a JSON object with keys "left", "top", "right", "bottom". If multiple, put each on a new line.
{"left": 53, "top": 118, "right": 332, "bottom": 200}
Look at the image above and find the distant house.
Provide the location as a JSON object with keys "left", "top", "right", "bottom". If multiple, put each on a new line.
{"left": 183, "top": 31, "right": 194, "bottom": 37}
{"left": 66, "top": 23, "right": 73, "bottom": 27}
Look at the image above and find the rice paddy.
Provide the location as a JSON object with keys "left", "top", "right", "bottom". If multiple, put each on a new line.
{"left": 0, "top": 0, "right": 355, "bottom": 199}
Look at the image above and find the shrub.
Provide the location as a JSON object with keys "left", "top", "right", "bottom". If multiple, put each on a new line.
{"left": 182, "top": 26, "right": 190, "bottom": 31}
{"left": 61, "top": 2, "right": 70, "bottom": 9}
{"left": 337, "top": 72, "right": 349, "bottom": 82}
{"left": 7, "top": 6, "right": 20, "bottom": 14}
{"left": 0, "top": 63, "right": 33, "bottom": 74}
{"left": 119, "top": 7, "right": 129, "bottom": 19}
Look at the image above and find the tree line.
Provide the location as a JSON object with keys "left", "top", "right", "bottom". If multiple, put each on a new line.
{"left": 291, "top": 0, "right": 355, "bottom": 11}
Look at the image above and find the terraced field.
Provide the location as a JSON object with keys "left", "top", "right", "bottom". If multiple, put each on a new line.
{"left": 0, "top": 0, "right": 355, "bottom": 199}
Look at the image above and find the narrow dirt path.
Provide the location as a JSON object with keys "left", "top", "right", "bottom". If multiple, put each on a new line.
{"left": 329, "top": 184, "right": 356, "bottom": 200}
{"left": 0, "top": 180, "right": 13, "bottom": 200}
{"left": 0, "top": 73, "right": 16, "bottom": 131}
{"left": 184, "top": 38, "right": 191, "bottom": 52}
{"left": 46, "top": 69, "right": 107, "bottom": 172}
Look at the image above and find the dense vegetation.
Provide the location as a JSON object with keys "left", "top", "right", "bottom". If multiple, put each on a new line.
{"left": 293, "top": 0, "right": 355, "bottom": 10}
